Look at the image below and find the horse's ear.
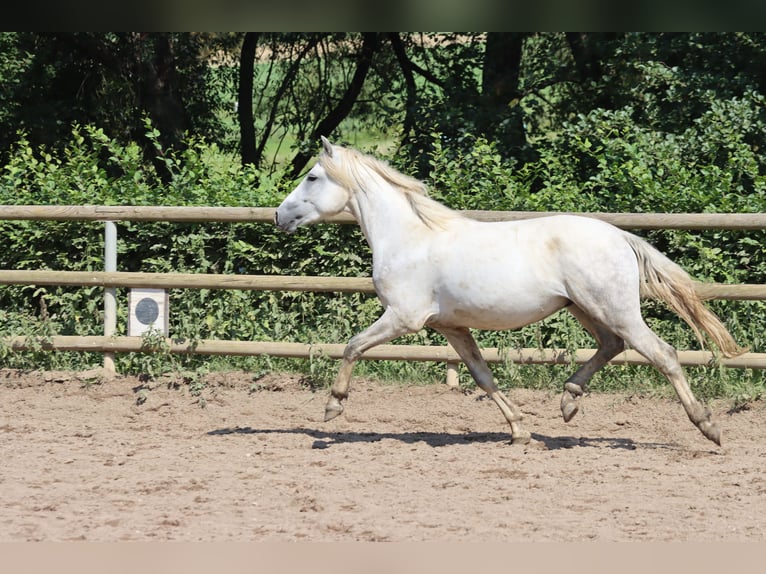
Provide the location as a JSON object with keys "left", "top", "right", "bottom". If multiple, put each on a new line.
{"left": 320, "top": 135, "right": 333, "bottom": 158}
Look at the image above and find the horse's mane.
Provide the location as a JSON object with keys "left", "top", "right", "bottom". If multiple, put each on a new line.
{"left": 320, "top": 145, "right": 464, "bottom": 230}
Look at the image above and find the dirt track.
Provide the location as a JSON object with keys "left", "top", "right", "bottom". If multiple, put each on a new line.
{"left": 1, "top": 368, "right": 764, "bottom": 542}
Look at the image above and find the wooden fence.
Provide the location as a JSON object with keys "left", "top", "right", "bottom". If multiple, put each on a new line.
{"left": 1, "top": 205, "right": 765, "bottom": 378}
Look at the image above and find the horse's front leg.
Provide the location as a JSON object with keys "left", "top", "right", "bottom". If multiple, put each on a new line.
{"left": 325, "top": 308, "right": 414, "bottom": 421}
{"left": 436, "top": 326, "right": 531, "bottom": 445}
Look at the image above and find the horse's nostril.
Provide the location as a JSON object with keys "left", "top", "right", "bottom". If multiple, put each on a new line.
{"left": 274, "top": 211, "right": 279, "bottom": 226}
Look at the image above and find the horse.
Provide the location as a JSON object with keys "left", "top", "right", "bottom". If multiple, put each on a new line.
{"left": 275, "top": 136, "right": 746, "bottom": 446}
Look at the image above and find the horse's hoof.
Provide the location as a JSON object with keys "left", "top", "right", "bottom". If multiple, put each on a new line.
{"left": 699, "top": 420, "right": 722, "bottom": 446}
{"left": 688, "top": 403, "right": 721, "bottom": 446}
{"left": 561, "top": 391, "right": 580, "bottom": 423}
{"left": 561, "top": 401, "right": 580, "bottom": 423}
{"left": 511, "top": 430, "right": 532, "bottom": 445}
{"left": 324, "top": 396, "right": 344, "bottom": 422}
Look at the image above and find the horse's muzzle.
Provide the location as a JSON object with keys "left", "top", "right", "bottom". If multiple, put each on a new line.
{"left": 274, "top": 210, "right": 288, "bottom": 232}
{"left": 274, "top": 209, "right": 297, "bottom": 233}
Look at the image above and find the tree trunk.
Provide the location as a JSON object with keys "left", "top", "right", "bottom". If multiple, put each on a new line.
{"left": 481, "top": 32, "right": 528, "bottom": 157}
{"left": 565, "top": 32, "right": 621, "bottom": 110}
{"left": 136, "top": 34, "right": 187, "bottom": 150}
{"left": 388, "top": 33, "right": 417, "bottom": 149}
{"left": 129, "top": 34, "right": 189, "bottom": 182}
{"left": 238, "top": 32, "right": 259, "bottom": 166}
{"left": 482, "top": 33, "right": 524, "bottom": 107}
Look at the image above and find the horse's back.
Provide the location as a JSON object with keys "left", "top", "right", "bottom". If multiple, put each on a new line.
{"left": 444, "top": 214, "right": 630, "bottom": 268}
{"left": 493, "top": 214, "right": 641, "bottom": 289}
{"left": 421, "top": 214, "right": 640, "bottom": 330}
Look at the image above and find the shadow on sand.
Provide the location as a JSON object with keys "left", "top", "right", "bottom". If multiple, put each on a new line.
{"left": 207, "top": 426, "right": 678, "bottom": 451}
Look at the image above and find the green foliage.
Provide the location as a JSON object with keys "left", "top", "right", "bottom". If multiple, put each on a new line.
{"left": 2, "top": 32, "right": 766, "bottom": 402}
{"left": 0, "top": 33, "right": 229, "bottom": 161}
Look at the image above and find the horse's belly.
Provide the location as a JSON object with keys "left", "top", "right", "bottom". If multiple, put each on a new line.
{"left": 429, "top": 292, "right": 569, "bottom": 331}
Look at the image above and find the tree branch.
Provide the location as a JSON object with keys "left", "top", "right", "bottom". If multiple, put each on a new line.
{"left": 387, "top": 33, "right": 418, "bottom": 147}
{"left": 289, "top": 33, "right": 381, "bottom": 178}
{"left": 255, "top": 35, "right": 323, "bottom": 168}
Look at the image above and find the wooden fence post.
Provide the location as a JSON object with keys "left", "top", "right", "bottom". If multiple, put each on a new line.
{"left": 103, "top": 221, "right": 117, "bottom": 377}
{"left": 446, "top": 362, "right": 460, "bottom": 389}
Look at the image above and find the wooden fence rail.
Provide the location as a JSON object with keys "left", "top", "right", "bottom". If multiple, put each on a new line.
{"left": 3, "top": 204, "right": 766, "bottom": 230}
{"left": 0, "top": 270, "right": 376, "bottom": 294}
{"left": 1, "top": 205, "right": 764, "bottom": 373}
{"left": 1, "top": 270, "right": 765, "bottom": 301}
{"left": 4, "top": 336, "right": 766, "bottom": 369}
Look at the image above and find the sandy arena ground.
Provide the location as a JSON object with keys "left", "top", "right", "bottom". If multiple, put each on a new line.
{"left": 1, "top": 368, "right": 764, "bottom": 542}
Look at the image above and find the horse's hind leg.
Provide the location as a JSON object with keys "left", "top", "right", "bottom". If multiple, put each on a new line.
{"left": 436, "top": 326, "right": 531, "bottom": 445}
{"left": 569, "top": 296, "right": 720, "bottom": 444}
{"left": 620, "top": 323, "right": 721, "bottom": 445}
{"left": 561, "top": 305, "right": 626, "bottom": 422}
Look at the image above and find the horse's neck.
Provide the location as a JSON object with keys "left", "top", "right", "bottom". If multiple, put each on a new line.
{"left": 348, "top": 184, "right": 429, "bottom": 254}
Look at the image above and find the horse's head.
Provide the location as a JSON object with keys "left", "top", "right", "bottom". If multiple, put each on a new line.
{"left": 275, "top": 136, "right": 350, "bottom": 233}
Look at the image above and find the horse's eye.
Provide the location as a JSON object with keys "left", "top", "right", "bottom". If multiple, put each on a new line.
{"left": 307, "top": 174, "right": 318, "bottom": 182}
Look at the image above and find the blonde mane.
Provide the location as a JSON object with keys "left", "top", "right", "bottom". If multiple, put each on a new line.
{"left": 320, "top": 145, "right": 464, "bottom": 230}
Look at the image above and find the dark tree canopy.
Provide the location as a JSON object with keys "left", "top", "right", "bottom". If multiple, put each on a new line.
{"left": 3, "top": 32, "right": 766, "bottom": 179}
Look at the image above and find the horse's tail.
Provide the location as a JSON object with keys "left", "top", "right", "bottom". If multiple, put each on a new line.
{"left": 623, "top": 233, "right": 747, "bottom": 358}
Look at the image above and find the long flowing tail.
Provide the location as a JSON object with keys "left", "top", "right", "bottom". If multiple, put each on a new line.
{"left": 623, "top": 233, "right": 747, "bottom": 358}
